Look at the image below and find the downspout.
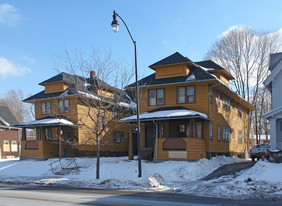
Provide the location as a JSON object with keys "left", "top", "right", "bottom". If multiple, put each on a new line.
{"left": 153, "top": 120, "right": 158, "bottom": 163}
{"left": 208, "top": 83, "right": 220, "bottom": 159}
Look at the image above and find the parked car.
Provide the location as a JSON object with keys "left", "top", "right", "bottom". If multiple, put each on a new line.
{"left": 250, "top": 144, "right": 270, "bottom": 161}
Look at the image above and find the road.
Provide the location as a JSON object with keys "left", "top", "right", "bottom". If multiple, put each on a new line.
{"left": 0, "top": 184, "right": 280, "bottom": 206}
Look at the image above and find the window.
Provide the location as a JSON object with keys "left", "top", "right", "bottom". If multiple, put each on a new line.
{"left": 209, "top": 88, "right": 213, "bottom": 104}
{"left": 222, "top": 126, "right": 230, "bottom": 141}
{"left": 3, "top": 140, "right": 10, "bottom": 152}
{"left": 158, "top": 122, "right": 164, "bottom": 138}
{"left": 177, "top": 86, "right": 195, "bottom": 104}
{"left": 177, "top": 87, "right": 185, "bottom": 103}
{"left": 41, "top": 101, "right": 51, "bottom": 114}
{"left": 98, "top": 116, "right": 104, "bottom": 131}
{"left": 232, "top": 128, "right": 235, "bottom": 138}
{"left": 209, "top": 122, "right": 213, "bottom": 140}
{"left": 113, "top": 131, "right": 124, "bottom": 143}
{"left": 244, "top": 133, "right": 246, "bottom": 143}
{"left": 149, "top": 89, "right": 164, "bottom": 106}
{"left": 179, "top": 124, "right": 185, "bottom": 133}
{"left": 59, "top": 99, "right": 70, "bottom": 113}
{"left": 157, "top": 89, "right": 164, "bottom": 105}
{"left": 47, "top": 128, "right": 52, "bottom": 140}
{"left": 217, "top": 125, "right": 221, "bottom": 141}
{"left": 11, "top": 141, "right": 18, "bottom": 152}
{"left": 112, "top": 109, "right": 120, "bottom": 120}
{"left": 238, "top": 104, "right": 242, "bottom": 118}
{"left": 217, "top": 91, "right": 221, "bottom": 107}
{"left": 187, "top": 86, "right": 195, "bottom": 103}
{"left": 196, "top": 122, "right": 202, "bottom": 138}
{"left": 222, "top": 95, "right": 230, "bottom": 112}
{"left": 238, "top": 131, "right": 242, "bottom": 144}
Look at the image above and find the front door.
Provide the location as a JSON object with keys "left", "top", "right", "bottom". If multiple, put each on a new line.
{"left": 145, "top": 123, "right": 155, "bottom": 148}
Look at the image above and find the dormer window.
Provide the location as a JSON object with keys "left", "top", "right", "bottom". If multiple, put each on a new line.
{"left": 41, "top": 101, "right": 51, "bottom": 114}
{"left": 149, "top": 89, "right": 164, "bottom": 106}
{"left": 59, "top": 99, "right": 70, "bottom": 113}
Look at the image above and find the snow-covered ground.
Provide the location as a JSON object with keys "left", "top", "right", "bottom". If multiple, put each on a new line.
{"left": 0, "top": 156, "right": 281, "bottom": 200}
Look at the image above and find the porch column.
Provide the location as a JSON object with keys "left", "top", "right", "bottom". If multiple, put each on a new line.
{"left": 270, "top": 118, "right": 277, "bottom": 150}
{"left": 22, "top": 128, "right": 26, "bottom": 141}
{"left": 128, "top": 127, "right": 133, "bottom": 160}
{"left": 59, "top": 126, "right": 64, "bottom": 158}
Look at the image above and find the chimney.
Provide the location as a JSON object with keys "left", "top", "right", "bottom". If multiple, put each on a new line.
{"left": 90, "top": 70, "right": 96, "bottom": 79}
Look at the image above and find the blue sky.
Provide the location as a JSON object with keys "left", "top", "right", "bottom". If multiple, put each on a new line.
{"left": 1, "top": 0, "right": 282, "bottom": 97}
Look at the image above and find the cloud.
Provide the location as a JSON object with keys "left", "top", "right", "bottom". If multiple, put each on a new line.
{"left": 0, "top": 4, "right": 21, "bottom": 24}
{"left": 21, "top": 56, "right": 35, "bottom": 64}
{"left": 0, "top": 57, "right": 31, "bottom": 77}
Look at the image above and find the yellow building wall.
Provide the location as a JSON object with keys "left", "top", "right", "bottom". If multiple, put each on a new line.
{"left": 20, "top": 140, "right": 59, "bottom": 158}
{"left": 34, "top": 97, "right": 78, "bottom": 123}
{"left": 76, "top": 103, "right": 130, "bottom": 153}
{"left": 44, "top": 82, "right": 68, "bottom": 94}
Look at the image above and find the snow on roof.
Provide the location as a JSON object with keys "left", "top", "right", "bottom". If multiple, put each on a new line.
{"left": 120, "top": 109, "right": 208, "bottom": 123}
{"left": 16, "top": 117, "right": 76, "bottom": 128}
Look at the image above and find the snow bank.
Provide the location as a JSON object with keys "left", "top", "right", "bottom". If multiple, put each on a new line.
{"left": 1, "top": 156, "right": 281, "bottom": 199}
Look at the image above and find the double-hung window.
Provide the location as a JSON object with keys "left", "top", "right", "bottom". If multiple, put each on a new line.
{"left": 238, "top": 104, "right": 242, "bottom": 118}
{"left": 238, "top": 131, "right": 242, "bottom": 144}
{"left": 218, "top": 125, "right": 221, "bottom": 141}
{"left": 222, "top": 95, "right": 230, "bottom": 112}
{"left": 149, "top": 89, "right": 164, "bottom": 106}
{"left": 41, "top": 101, "right": 51, "bottom": 115}
{"left": 177, "top": 86, "right": 195, "bottom": 104}
{"left": 59, "top": 99, "right": 70, "bottom": 113}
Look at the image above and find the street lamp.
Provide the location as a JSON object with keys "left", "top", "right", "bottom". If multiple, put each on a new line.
{"left": 111, "top": 10, "right": 142, "bottom": 178}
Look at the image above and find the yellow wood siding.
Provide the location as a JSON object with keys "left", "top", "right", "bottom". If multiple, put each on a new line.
{"left": 155, "top": 64, "right": 190, "bottom": 79}
{"left": 44, "top": 82, "right": 68, "bottom": 94}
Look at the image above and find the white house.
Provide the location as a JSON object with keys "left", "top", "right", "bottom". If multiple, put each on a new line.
{"left": 263, "top": 52, "right": 282, "bottom": 150}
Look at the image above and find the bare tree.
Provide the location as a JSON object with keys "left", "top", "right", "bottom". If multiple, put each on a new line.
{"left": 56, "top": 49, "right": 134, "bottom": 179}
{"left": 0, "top": 89, "right": 32, "bottom": 123}
{"left": 205, "top": 27, "right": 281, "bottom": 144}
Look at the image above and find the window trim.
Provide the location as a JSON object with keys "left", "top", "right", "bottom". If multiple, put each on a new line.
{"left": 148, "top": 88, "right": 165, "bottom": 106}
{"left": 177, "top": 85, "right": 196, "bottom": 104}
{"left": 222, "top": 94, "right": 231, "bottom": 112}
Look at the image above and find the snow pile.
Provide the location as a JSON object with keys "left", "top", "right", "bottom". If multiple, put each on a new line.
{"left": 1, "top": 156, "right": 281, "bottom": 199}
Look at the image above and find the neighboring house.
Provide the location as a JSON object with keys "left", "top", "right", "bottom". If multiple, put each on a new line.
{"left": 16, "top": 71, "right": 132, "bottom": 160}
{"left": 263, "top": 52, "right": 282, "bottom": 150}
{"left": 0, "top": 106, "right": 20, "bottom": 159}
{"left": 121, "top": 52, "right": 254, "bottom": 161}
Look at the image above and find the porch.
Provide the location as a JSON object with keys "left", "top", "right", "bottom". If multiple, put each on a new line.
{"left": 16, "top": 116, "right": 78, "bottom": 160}
{"left": 120, "top": 106, "right": 210, "bottom": 161}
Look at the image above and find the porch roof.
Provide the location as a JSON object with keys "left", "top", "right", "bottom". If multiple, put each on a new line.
{"left": 120, "top": 107, "right": 209, "bottom": 123}
{"left": 15, "top": 116, "right": 78, "bottom": 128}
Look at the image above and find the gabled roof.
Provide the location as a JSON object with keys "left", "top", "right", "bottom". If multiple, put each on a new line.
{"left": 195, "top": 60, "right": 234, "bottom": 80}
{"left": 0, "top": 106, "right": 19, "bottom": 127}
{"left": 264, "top": 59, "right": 282, "bottom": 88}
{"left": 269, "top": 52, "right": 282, "bottom": 71}
{"left": 149, "top": 52, "right": 192, "bottom": 68}
{"left": 263, "top": 105, "right": 282, "bottom": 119}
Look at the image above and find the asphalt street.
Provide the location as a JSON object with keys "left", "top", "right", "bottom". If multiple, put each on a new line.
{"left": 0, "top": 184, "right": 281, "bottom": 206}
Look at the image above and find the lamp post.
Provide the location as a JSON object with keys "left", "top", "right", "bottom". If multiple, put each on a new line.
{"left": 111, "top": 10, "right": 142, "bottom": 178}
